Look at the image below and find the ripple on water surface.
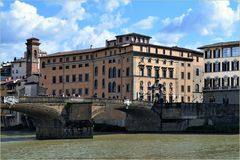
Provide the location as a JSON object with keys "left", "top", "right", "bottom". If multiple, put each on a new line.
{"left": 1, "top": 133, "right": 239, "bottom": 159}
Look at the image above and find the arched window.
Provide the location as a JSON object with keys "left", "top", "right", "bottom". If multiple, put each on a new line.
{"left": 109, "top": 68, "right": 112, "bottom": 78}
{"left": 102, "top": 79, "right": 105, "bottom": 88}
{"left": 113, "top": 67, "right": 116, "bottom": 78}
{"left": 41, "top": 62, "right": 46, "bottom": 68}
{"left": 108, "top": 82, "right": 112, "bottom": 92}
{"left": 112, "top": 82, "right": 116, "bottom": 92}
{"left": 94, "top": 66, "right": 98, "bottom": 76}
{"left": 102, "top": 92, "right": 105, "bottom": 98}
{"left": 195, "top": 84, "right": 199, "bottom": 92}
{"left": 231, "top": 75, "right": 239, "bottom": 87}
{"left": 163, "top": 82, "right": 166, "bottom": 93}
{"left": 222, "top": 76, "right": 229, "bottom": 87}
{"left": 147, "top": 81, "right": 151, "bottom": 90}
{"left": 94, "top": 79, "right": 98, "bottom": 89}
{"left": 140, "top": 81, "right": 144, "bottom": 91}
{"left": 102, "top": 66, "right": 105, "bottom": 75}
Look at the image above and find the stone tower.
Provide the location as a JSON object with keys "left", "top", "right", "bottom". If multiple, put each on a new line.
{"left": 25, "top": 37, "right": 40, "bottom": 77}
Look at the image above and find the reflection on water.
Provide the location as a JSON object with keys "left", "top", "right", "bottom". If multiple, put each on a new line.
{"left": 1, "top": 131, "right": 239, "bottom": 159}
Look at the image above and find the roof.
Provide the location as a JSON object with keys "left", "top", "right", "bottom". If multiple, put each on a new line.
{"left": 12, "top": 58, "right": 26, "bottom": 63}
{"left": 27, "top": 37, "right": 39, "bottom": 41}
{"left": 171, "top": 46, "right": 203, "bottom": 55}
{"left": 43, "top": 47, "right": 106, "bottom": 58}
{"left": 116, "top": 33, "right": 152, "bottom": 38}
{"left": 198, "top": 41, "right": 240, "bottom": 49}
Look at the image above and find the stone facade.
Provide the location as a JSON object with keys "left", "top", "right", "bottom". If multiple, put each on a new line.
{"left": 40, "top": 33, "right": 203, "bottom": 103}
{"left": 198, "top": 41, "right": 240, "bottom": 104}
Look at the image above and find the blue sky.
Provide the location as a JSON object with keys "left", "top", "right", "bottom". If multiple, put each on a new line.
{"left": 0, "top": 0, "right": 239, "bottom": 62}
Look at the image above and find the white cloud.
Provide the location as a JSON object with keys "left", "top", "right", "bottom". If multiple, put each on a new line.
{"left": 0, "top": 0, "right": 129, "bottom": 62}
{"left": 160, "top": 0, "right": 239, "bottom": 37}
{"left": 105, "top": 0, "right": 131, "bottom": 12}
{"left": 133, "top": 16, "right": 158, "bottom": 30}
{"left": 152, "top": 33, "right": 184, "bottom": 46}
{"left": 0, "top": 0, "right": 3, "bottom": 7}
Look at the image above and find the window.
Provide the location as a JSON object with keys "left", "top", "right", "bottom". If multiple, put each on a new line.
{"left": 196, "top": 68, "right": 199, "bottom": 76}
{"left": 140, "top": 46, "right": 143, "bottom": 52}
{"left": 65, "top": 89, "right": 70, "bottom": 96}
{"left": 65, "top": 65, "right": 69, "bottom": 69}
{"left": 214, "top": 62, "right": 220, "bottom": 72}
{"left": 78, "top": 64, "right": 82, "bottom": 68}
{"left": 222, "top": 61, "right": 229, "bottom": 71}
{"left": 66, "top": 57, "right": 69, "bottom": 62}
{"left": 187, "top": 86, "right": 191, "bottom": 92}
{"left": 119, "top": 37, "right": 122, "bottom": 43}
{"left": 188, "top": 97, "right": 190, "bottom": 102}
{"left": 102, "top": 79, "right": 105, "bottom": 89}
{"left": 181, "top": 85, "right": 184, "bottom": 92}
{"left": 195, "top": 84, "right": 199, "bottom": 92}
{"left": 222, "top": 48, "right": 231, "bottom": 57}
{"left": 109, "top": 68, "right": 112, "bottom": 78}
{"left": 205, "top": 63, "right": 212, "bottom": 72}
{"left": 108, "top": 82, "right": 112, "bottom": 92}
{"left": 232, "top": 47, "right": 240, "bottom": 57}
{"left": 52, "top": 76, "right": 56, "bottom": 84}
{"left": 73, "top": 56, "right": 76, "bottom": 61}
{"left": 163, "top": 60, "right": 166, "bottom": 64}
{"left": 181, "top": 63, "right": 184, "bottom": 67}
{"left": 78, "top": 74, "right": 82, "bottom": 82}
{"left": 181, "top": 96, "right": 184, "bottom": 102}
{"left": 148, "top": 58, "right": 151, "bottom": 63}
{"left": 59, "top": 66, "right": 62, "bottom": 70}
{"left": 187, "top": 72, "right": 191, "bottom": 79}
{"left": 126, "top": 84, "right": 130, "bottom": 92}
{"left": 155, "top": 59, "right": 159, "bottom": 63}
{"left": 232, "top": 60, "right": 239, "bottom": 71}
{"left": 181, "top": 72, "right": 184, "bottom": 79}
{"left": 196, "top": 56, "right": 199, "bottom": 62}
{"left": 41, "top": 62, "right": 46, "bottom": 68}
{"left": 78, "top": 88, "right": 82, "bottom": 96}
{"left": 118, "top": 85, "right": 121, "bottom": 92}
{"left": 86, "top": 55, "right": 89, "bottom": 60}
{"left": 112, "top": 82, "right": 116, "bottom": 92}
{"left": 147, "top": 67, "right": 152, "bottom": 77}
{"left": 94, "top": 79, "right": 98, "bottom": 89}
{"left": 155, "top": 68, "right": 159, "bottom": 78}
{"left": 72, "top": 65, "right": 76, "bottom": 69}
{"left": 102, "top": 92, "right": 105, "bottom": 98}
{"left": 155, "top": 48, "right": 158, "bottom": 54}
{"left": 163, "top": 49, "right": 165, "bottom": 55}
{"left": 66, "top": 75, "right": 69, "bottom": 83}
{"left": 188, "top": 63, "right": 190, "bottom": 67}
{"left": 72, "top": 75, "right": 76, "bottom": 82}
{"left": 126, "top": 67, "right": 130, "bottom": 76}
{"left": 139, "top": 66, "right": 144, "bottom": 76}
{"left": 118, "top": 69, "right": 121, "bottom": 77}
{"left": 169, "top": 69, "right": 173, "bottom": 78}
{"left": 113, "top": 67, "right": 116, "bottom": 78}
{"left": 214, "top": 49, "right": 220, "bottom": 58}
{"left": 47, "top": 59, "right": 51, "bottom": 63}
{"left": 59, "top": 76, "right": 63, "bottom": 83}
{"left": 85, "top": 88, "right": 89, "bottom": 95}
{"left": 102, "top": 66, "right": 105, "bottom": 75}
{"left": 72, "top": 89, "right": 76, "bottom": 96}
{"left": 206, "top": 50, "right": 212, "bottom": 59}
{"left": 85, "top": 73, "right": 89, "bottom": 81}
{"left": 79, "top": 56, "right": 82, "bottom": 60}
{"left": 85, "top": 63, "right": 89, "bottom": 67}
{"left": 222, "top": 76, "right": 229, "bottom": 87}
{"left": 170, "top": 50, "right": 172, "bottom": 56}
{"left": 94, "top": 66, "right": 98, "bottom": 76}
{"left": 162, "top": 68, "right": 166, "bottom": 78}
{"left": 59, "top": 58, "right": 62, "bottom": 62}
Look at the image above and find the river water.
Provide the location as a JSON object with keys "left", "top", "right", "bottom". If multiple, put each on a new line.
{"left": 1, "top": 131, "right": 239, "bottom": 159}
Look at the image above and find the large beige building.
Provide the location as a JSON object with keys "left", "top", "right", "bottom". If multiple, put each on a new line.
{"left": 198, "top": 41, "right": 240, "bottom": 105}
{"left": 40, "top": 33, "right": 203, "bottom": 103}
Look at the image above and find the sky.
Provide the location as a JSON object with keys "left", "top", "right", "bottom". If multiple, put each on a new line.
{"left": 0, "top": 0, "right": 239, "bottom": 62}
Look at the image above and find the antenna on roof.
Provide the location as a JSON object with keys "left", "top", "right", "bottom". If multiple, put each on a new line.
{"left": 90, "top": 45, "right": 93, "bottom": 49}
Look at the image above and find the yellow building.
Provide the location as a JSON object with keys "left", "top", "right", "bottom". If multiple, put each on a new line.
{"left": 40, "top": 33, "right": 203, "bottom": 102}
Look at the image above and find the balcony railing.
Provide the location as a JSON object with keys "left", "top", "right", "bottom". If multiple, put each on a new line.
{"left": 203, "top": 86, "right": 239, "bottom": 91}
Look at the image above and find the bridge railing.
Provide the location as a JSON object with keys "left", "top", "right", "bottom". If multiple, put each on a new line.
{"left": 19, "top": 96, "right": 69, "bottom": 103}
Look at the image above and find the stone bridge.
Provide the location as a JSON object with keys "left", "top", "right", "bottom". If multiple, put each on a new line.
{"left": 1, "top": 97, "right": 159, "bottom": 139}
{"left": 1, "top": 97, "right": 239, "bottom": 139}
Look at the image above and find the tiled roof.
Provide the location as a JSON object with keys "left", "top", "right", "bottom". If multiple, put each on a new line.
{"left": 43, "top": 47, "right": 106, "bottom": 58}
{"left": 171, "top": 46, "right": 203, "bottom": 55}
{"left": 198, "top": 41, "right": 240, "bottom": 49}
